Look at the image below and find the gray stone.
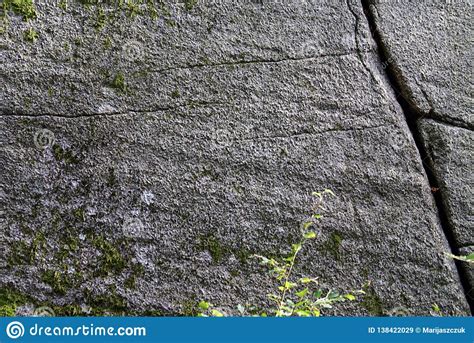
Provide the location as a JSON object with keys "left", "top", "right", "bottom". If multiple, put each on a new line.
{"left": 458, "top": 246, "right": 474, "bottom": 304}
{"left": 418, "top": 119, "right": 474, "bottom": 247}
{"left": 0, "top": 0, "right": 469, "bottom": 315}
{"left": 368, "top": 0, "right": 472, "bottom": 127}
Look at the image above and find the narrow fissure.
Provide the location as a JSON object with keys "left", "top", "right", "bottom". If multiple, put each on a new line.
{"left": 361, "top": 0, "right": 473, "bottom": 313}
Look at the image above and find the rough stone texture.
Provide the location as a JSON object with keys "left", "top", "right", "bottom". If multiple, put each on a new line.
{"left": 419, "top": 119, "right": 473, "bottom": 248}
{"left": 369, "top": 0, "right": 473, "bottom": 127}
{"left": 0, "top": 1, "right": 470, "bottom": 315}
{"left": 458, "top": 246, "right": 474, "bottom": 302}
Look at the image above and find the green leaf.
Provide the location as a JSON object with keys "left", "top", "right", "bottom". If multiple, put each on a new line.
{"left": 211, "top": 309, "right": 224, "bottom": 317}
{"left": 292, "top": 243, "right": 302, "bottom": 253}
{"left": 304, "top": 231, "right": 316, "bottom": 239}
{"left": 296, "top": 288, "right": 309, "bottom": 298}
{"left": 312, "top": 214, "right": 322, "bottom": 219}
{"left": 313, "top": 290, "right": 322, "bottom": 298}
{"left": 344, "top": 294, "right": 356, "bottom": 301}
{"left": 302, "top": 221, "right": 313, "bottom": 230}
{"left": 295, "top": 310, "right": 311, "bottom": 317}
{"left": 466, "top": 253, "right": 474, "bottom": 261}
{"left": 300, "top": 277, "right": 317, "bottom": 284}
{"left": 198, "top": 301, "right": 210, "bottom": 310}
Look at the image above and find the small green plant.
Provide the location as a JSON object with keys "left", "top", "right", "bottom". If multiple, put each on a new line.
{"left": 196, "top": 301, "right": 224, "bottom": 317}
{"left": 111, "top": 72, "right": 127, "bottom": 93}
{"left": 445, "top": 252, "right": 474, "bottom": 264}
{"left": 198, "top": 190, "right": 363, "bottom": 317}
{"left": 23, "top": 27, "right": 38, "bottom": 42}
{"left": 431, "top": 303, "right": 443, "bottom": 316}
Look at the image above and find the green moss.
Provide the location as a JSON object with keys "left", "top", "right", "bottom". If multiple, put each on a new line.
{"left": 197, "top": 233, "right": 253, "bottom": 265}
{"left": 111, "top": 72, "right": 127, "bottom": 93}
{"left": 103, "top": 36, "right": 112, "bottom": 49}
{"left": 361, "top": 285, "right": 384, "bottom": 316}
{"left": 124, "top": 263, "right": 145, "bottom": 289}
{"left": 92, "top": 236, "right": 127, "bottom": 276}
{"left": 74, "top": 37, "right": 83, "bottom": 46}
{"left": 126, "top": 0, "right": 141, "bottom": 18}
{"left": 58, "top": 0, "right": 67, "bottom": 11}
{"left": 51, "top": 304, "right": 83, "bottom": 316}
{"left": 320, "top": 231, "right": 343, "bottom": 261}
{"left": 72, "top": 207, "right": 85, "bottom": 221}
{"left": 55, "top": 235, "right": 80, "bottom": 261}
{"left": 146, "top": 0, "right": 158, "bottom": 19}
{"left": 95, "top": 6, "right": 107, "bottom": 30}
{"left": 41, "top": 270, "right": 73, "bottom": 295}
{"left": 8, "top": 232, "right": 46, "bottom": 266}
{"left": 3, "top": 0, "right": 37, "bottom": 21}
{"left": 0, "top": 287, "right": 30, "bottom": 317}
{"left": 171, "top": 89, "right": 180, "bottom": 99}
{"left": 184, "top": 0, "right": 197, "bottom": 11}
{"left": 85, "top": 285, "right": 127, "bottom": 315}
{"left": 53, "top": 144, "right": 80, "bottom": 164}
{"left": 23, "top": 27, "right": 38, "bottom": 42}
{"left": 181, "top": 298, "right": 199, "bottom": 316}
{"left": 198, "top": 234, "right": 225, "bottom": 263}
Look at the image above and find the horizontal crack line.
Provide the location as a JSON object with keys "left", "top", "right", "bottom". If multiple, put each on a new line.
{"left": 147, "top": 49, "right": 373, "bottom": 74}
{"left": 422, "top": 110, "right": 474, "bottom": 131}
{"left": 0, "top": 101, "right": 226, "bottom": 119}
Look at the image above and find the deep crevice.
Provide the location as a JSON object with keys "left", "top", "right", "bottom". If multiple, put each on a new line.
{"left": 361, "top": 0, "right": 473, "bottom": 313}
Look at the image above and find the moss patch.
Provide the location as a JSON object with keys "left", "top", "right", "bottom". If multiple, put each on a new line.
{"left": 23, "top": 27, "right": 38, "bottom": 42}
{"left": 184, "top": 0, "right": 197, "bottom": 11}
{"left": 361, "top": 284, "right": 384, "bottom": 316}
{"left": 0, "top": 287, "right": 30, "bottom": 316}
{"left": 53, "top": 144, "right": 80, "bottom": 164}
{"left": 41, "top": 270, "right": 75, "bottom": 295}
{"left": 111, "top": 72, "right": 127, "bottom": 93}
{"left": 124, "top": 263, "right": 145, "bottom": 289}
{"left": 320, "top": 231, "right": 343, "bottom": 261}
{"left": 198, "top": 234, "right": 225, "bottom": 263}
{"left": 8, "top": 232, "right": 46, "bottom": 266}
{"left": 92, "top": 235, "right": 127, "bottom": 276}
{"left": 3, "top": 0, "right": 37, "bottom": 21}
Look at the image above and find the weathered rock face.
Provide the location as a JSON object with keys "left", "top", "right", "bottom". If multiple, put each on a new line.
{"left": 367, "top": 0, "right": 473, "bottom": 308}
{"left": 0, "top": 1, "right": 470, "bottom": 316}
{"left": 367, "top": 0, "right": 472, "bottom": 127}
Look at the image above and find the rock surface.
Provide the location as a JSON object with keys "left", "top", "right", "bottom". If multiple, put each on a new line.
{"left": 0, "top": 1, "right": 470, "bottom": 315}
{"left": 368, "top": 0, "right": 473, "bottom": 307}
{"left": 368, "top": 0, "right": 472, "bottom": 127}
{"left": 419, "top": 119, "right": 473, "bottom": 248}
